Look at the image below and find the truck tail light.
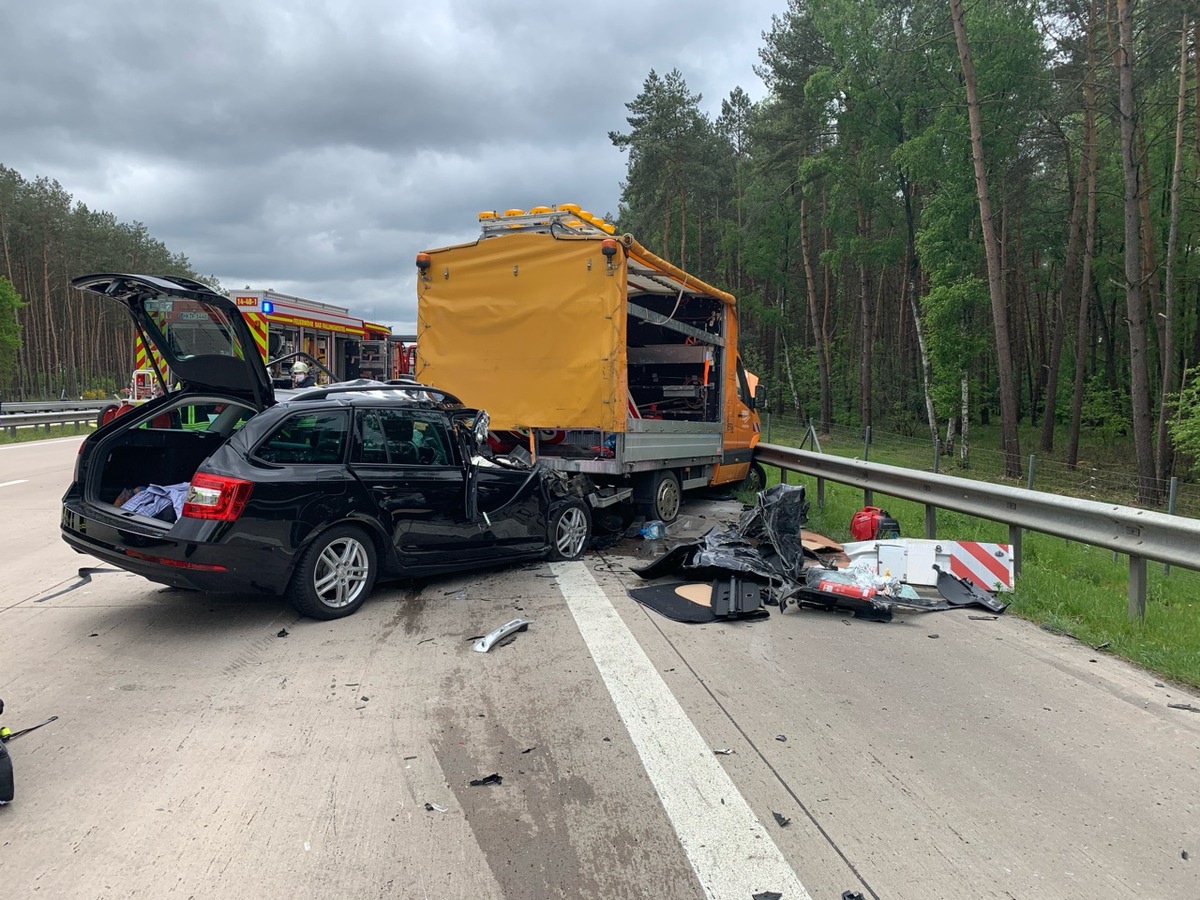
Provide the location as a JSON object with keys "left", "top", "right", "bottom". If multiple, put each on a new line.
{"left": 183, "top": 473, "right": 254, "bottom": 521}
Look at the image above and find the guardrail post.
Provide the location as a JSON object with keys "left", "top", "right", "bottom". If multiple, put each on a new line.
{"left": 1164, "top": 476, "right": 1178, "bottom": 575}
{"left": 817, "top": 476, "right": 825, "bottom": 508}
{"left": 780, "top": 465, "right": 788, "bottom": 485}
{"left": 1128, "top": 555, "right": 1147, "bottom": 621}
{"left": 924, "top": 504, "right": 937, "bottom": 539}
{"left": 1008, "top": 524, "right": 1022, "bottom": 579}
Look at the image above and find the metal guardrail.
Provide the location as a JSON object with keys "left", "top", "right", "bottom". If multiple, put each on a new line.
{"left": 0, "top": 400, "right": 108, "bottom": 414}
{"left": 1, "top": 410, "right": 98, "bottom": 436}
{"left": 755, "top": 442, "right": 1200, "bottom": 621}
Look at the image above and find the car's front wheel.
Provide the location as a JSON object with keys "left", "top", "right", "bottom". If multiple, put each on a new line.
{"left": 288, "top": 525, "right": 378, "bottom": 620}
{"left": 548, "top": 499, "right": 591, "bottom": 561}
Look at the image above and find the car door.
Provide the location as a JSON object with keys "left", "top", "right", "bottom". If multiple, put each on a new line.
{"left": 349, "top": 407, "right": 478, "bottom": 569}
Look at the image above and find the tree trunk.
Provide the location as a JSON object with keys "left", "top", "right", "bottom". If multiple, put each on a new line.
{"left": 1154, "top": 16, "right": 1189, "bottom": 486}
{"left": 1068, "top": 2, "right": 1100, "bottom": 469}
{"left": 857, "top": 202, "right": 873, "bottom": 430}
{"left": 960, "top": 371, "right": 971, "bottom": 467}
{"left": 800, "top": 194, "right": 832, "bottom": 433}
{"left": 1116, "top": 0, "right": 1157, "bottom": 504}
{"left": 950, "top": 0, "right": 1021, "bottom": 477}
{"left": 1041, "top": 133, "right": 1088, "bottom": 452}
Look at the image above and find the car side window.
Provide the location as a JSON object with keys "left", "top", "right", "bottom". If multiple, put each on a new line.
{"left": 354, "top": 410, "right": 389, "bottom": 464}
{"left": 255, "top": 411, "right": 349, "bottom": 465}
{"left": 374, "top": 409, "right": 452, "bottom": 466}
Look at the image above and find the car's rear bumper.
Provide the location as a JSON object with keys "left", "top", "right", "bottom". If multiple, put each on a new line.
{"left": 60, "top": 502, "right": 293, "bottom": 595}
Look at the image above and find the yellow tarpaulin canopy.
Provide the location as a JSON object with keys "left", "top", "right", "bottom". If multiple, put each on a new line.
{"left": 417, "top": 233, "right": 626, "bottom": 431}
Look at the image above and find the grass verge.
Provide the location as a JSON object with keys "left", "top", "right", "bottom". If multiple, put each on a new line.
{"left": 0, "top": 424, "right": 94, "bottom": 445}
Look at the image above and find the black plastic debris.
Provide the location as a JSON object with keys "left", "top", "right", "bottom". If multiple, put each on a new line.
{"left": 932, "top": 564, "right": 1007, "bottom": 613}
{"left": 469, "top": 773, "right": 503, "bottom": 786}
{"left": 772, "top": 811, "right": 791, "bottom": 827}
{"left": 843, "top": 892, "right": 867, "bottom": 900}
{"left": 775, "top": 734, "right": 787, "bottom": 742}
{"left": 1, "top": 715, "right": 58, "bottom": 743}
{"left": 424, "top": 802, "right": 447, "bottom": 812}
{"left": 753, "top": 892, "right": 783, "bottom": 900}
{"left": 1168, "top": 703, "right": 1200, "bottom": 713}
{"left": 277, "top": 628, "right": 289, "bottom": 638}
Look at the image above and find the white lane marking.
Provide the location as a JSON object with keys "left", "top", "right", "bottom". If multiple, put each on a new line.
{"left": 0, "top": 479, "right": 30, "bottom": 488}
{"left": 0, "top": 437, "right": 86, "bottom": 451}
{"left": 552, "top": 561, "right": 812, "bottom": 900}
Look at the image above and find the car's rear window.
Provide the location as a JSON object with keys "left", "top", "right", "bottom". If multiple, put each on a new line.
{"left": 255, "top": 411, "right": 349, "bottom": 464}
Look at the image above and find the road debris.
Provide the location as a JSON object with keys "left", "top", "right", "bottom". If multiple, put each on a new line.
{"left": 1168, "top": 703, "right": 1200, "bottom": 713}
{"left": 472, "top": 618, "right": 531, "bottom": 653}
{"left": 753, "top": 892, "right": 783, "bottom": 900}
{"left": 277, "top": 628, "right": 289, "bottom": 638}
{"left": 424, "top": 802, "right": 447, "bottom": 813}
{"left": 775, "top": 734, "right": 787, "bottom": 742}
{"left": 772, "top": 811, "right": 791, "bottom": 827}
{"left": 712, "top": 748, "right": 734, "bottom": 755}
{"left": 469, "top": 773, "right": 503, "bottom": 786}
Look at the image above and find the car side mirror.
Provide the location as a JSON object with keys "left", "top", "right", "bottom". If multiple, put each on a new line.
{"left": 752, "top": 384, "right": 765, "bottom": 412}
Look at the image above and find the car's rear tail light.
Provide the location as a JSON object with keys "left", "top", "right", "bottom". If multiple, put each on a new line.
{"left": 183, "top": 473, "right": 254, "bottom": 521}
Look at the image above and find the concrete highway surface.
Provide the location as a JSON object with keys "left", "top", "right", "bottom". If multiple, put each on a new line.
{"left": 2, "top": 437, "right": 1198, "bottom": 899}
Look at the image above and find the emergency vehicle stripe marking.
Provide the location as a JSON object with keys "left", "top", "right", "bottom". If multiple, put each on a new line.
{"left": 243, "top": 312, "right": 269, "bottom": 361}
{"left": 552, "top": 561, "right": 814, "bottom": 900}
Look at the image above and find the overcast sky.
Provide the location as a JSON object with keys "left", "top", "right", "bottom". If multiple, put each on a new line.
{"left": 3, "top": 0, "right": 783, "bottom": 333}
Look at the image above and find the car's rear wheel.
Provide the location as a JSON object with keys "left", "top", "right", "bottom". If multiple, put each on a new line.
{"left": 288, "top": 525, "right": 377, "bottom": 620}
{"left": 548, "top": 499, "right": 591, "bottom": 560}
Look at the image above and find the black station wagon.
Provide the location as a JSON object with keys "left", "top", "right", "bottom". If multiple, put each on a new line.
{"left": 60, "top": 274, "right": 593, "bottom": 619}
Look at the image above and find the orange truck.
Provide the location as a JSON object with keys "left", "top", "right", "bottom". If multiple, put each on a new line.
{"left": 413, "top": 205, "right": 764, "bottom": 522}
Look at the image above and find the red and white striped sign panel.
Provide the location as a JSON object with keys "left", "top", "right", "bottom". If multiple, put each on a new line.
{"left": 948, "top": 542, "right": 1013, "bottom": 592}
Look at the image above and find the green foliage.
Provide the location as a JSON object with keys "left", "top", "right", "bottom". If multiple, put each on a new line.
{"left": 0, "top": 163, "right": 201, "bottom": 398}
{"left": 0, "top": 276, "right": 25, "bottom": 393}
{"left": 1169, "top": 365, "right": 1200, "bottom": 461}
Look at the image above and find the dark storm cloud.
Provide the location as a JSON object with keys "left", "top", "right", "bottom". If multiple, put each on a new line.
{"left": 2, "top": 0, "right": 780, "bottom": 329}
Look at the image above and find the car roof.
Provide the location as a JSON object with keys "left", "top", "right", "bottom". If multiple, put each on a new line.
{"left": 276, "top": 380, "right": 467, "bottom": 411}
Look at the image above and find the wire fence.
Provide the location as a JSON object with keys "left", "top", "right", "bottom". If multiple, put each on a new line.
{"left": 763, "top": 417, "right": 1200, "bottom": 520}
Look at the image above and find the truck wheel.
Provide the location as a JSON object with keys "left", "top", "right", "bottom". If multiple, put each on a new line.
{"left": 742, "top": 461, "right": 767, "bottom": 494}
{"left": 548, "top": 499, "right": 591, "bottom": 560}
{"left": 288, "top": 525, "right": 377, "bottom": 620}
{"left": 639, "top": 470, "right": 681, "bottom": 524}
